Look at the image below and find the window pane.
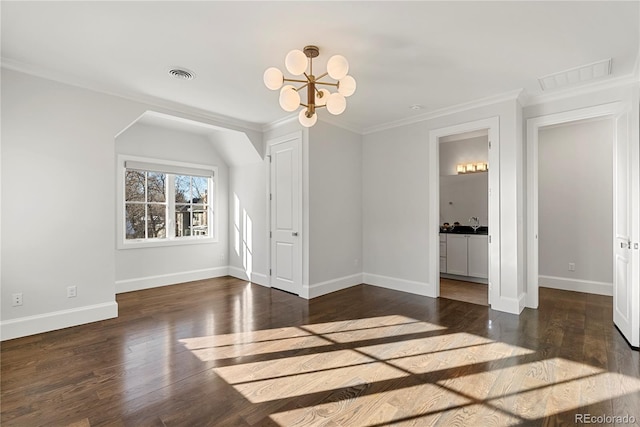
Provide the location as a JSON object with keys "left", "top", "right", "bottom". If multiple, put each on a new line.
{"left": 175, "top": 204, "right": 190, "bottom": 237}
{"left": 125, "top": 204, "right": 145, "bottom": 239}
{"left": 147, "top": 172, "right": 166, "bottom": 202}
{"left": 147, "top": 204, "right": 166, "bottom": 238}
{"left": 192, "top": 177, "right": 208, "bottom": 203}
{"left": 175, "top": 175, "right": 191, "bottom": 203}
{"left": 125, "top": 170, "right": 145, "bottom": 202}
{"left": 192, "top": 205, "right": 208, "bottom": 236}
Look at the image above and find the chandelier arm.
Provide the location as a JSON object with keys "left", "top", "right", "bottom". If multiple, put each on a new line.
{"left": 315, "top": 105, "right": 327, "bottom": 109}
{"left": 316, "top": 71, "right": 329, "bottom": 80}
{"left": 315, "top": 81, "right": 339, "bottom": 88}
{"left": 283, "top": 78, "right": 308, "bottom": 84}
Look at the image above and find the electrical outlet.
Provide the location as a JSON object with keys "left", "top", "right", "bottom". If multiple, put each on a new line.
{"left": 354, "top": 258, "right": 360, "bottom": 266}
{"left": 67, "top": 286, "right": 77, "bottom": 298}
{"left": 220, "top": 253, "right": 225, "bottom": 260}
{"left": 568, "top": 263, "right": 576, "bottom": 272}
{"left": 12, "top": 293, "right": 23, "bottom": 306}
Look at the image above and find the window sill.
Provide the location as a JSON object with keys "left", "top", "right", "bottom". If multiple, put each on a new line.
{"left": 118, "top": 236, "right": 218, "bottom": 250}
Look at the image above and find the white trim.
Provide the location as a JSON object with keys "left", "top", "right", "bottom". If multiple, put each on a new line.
{"left": 262, "top": 112, "right": 362, "bottom": 135}
{"left": 363, "top": 273, "right": 435, "bottom": 297}
{"left": 440, "top": 273, "right": 488, "bottom": 285}
{"left": 0, "top": 302, "right": 118, "bottom": 341}
{"left": 115, "top": 267, "right": 228, "bottom": 293}
{"left": 526, "top": 102, "right": 624, "bottom": 309}
{"left": 262, "top": 113, "right": 298, "bottom": 132}
{"left": 364, "top": 89, "right": 521, "bottom": 135}
{"left": 539, "top": 275, "right": 613, "bottom": 296}
{"left": 302, "top": 273, "right": 363, "bottom": 299}
{"left": 490, "top": 295, "right": 523, "bottom": 315}
{"left": 228, "top": 266, "right": 270, "bottom": 287}
{"left": 1, "top": 57, "right": 262, "bottom": 133}
{"left": 429, "top": 117, "right": 500, "bottom": 309}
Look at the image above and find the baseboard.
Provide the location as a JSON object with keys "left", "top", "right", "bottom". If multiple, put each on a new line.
{"left": 490, "top": 295, "right": 523, "bottom": 315}
{"left": 115, "top": 267, "right": 229, "bottom": 293}
{"left": 539, "top": 275, "right": 613, "bottom": 296}
{"left": 228, "top": 267, "right": 270, "bottom": 287}
{"left": 440, "top": 273, "right": 488, "bottom": 284}
{"left": 363, "top": 273, "right": 436, "bottom": 298}
{"left": 0, "top": 302, "right": 118, "bottom": 341}
{"left": 303, "top": 273, "right": 363, "bottom": 299}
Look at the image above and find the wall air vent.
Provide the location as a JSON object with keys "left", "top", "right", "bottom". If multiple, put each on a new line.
{"left": 168, "top": 68, "right": 195, "bottom": 81}
{"left": 538, "top": 58, "right": 611, "bottom": 91}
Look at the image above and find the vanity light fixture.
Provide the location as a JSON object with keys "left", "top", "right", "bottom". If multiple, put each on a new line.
{"left": 263, "top": 45, "right": 356, "bottom": 127}
{"left": 457, "top": 162, "right": 488, "bottom": 174}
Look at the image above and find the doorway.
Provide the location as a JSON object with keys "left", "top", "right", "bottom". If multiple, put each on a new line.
{"left": 429, "top": 116, "right": 500, "bottom": 307}
{"left": 527, "top": 102, "right": 639, "bottom": 348}
{"left": 268, "top": 132, "right": 303, "bottom": 295}
{"left": 438, "top": 130, "right": 490, "bottom": 306}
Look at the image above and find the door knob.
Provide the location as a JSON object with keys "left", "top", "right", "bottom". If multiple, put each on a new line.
{"left": 292, "top": 232, "right": 299, "bottom": 236}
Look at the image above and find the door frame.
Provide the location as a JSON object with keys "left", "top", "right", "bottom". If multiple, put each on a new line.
{"left": 526, "top": 102, "right": 627, "bottom": 308}
{"left": 429, "top": 116, "right": 500, "bottom": 306}
{"left": 266, "top": 131, "right": 303, "bottom": 295}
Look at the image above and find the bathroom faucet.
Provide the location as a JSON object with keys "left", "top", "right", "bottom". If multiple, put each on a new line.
{"left": 469, "top": 216, "right": 480, "bottom": 231}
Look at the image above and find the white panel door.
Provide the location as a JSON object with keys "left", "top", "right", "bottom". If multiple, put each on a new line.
{"left": 270, "top": 135, "right": 302, "bottom": 295}
{"left": 613, "top": 112, "right": 638, "bottom": 347}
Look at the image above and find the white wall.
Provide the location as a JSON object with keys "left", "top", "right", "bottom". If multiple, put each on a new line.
{"left": 363, "top": 122, "right": 431, "bottom": 289}
{"left": 1, "top": 70, "right": 138, "bottom": 339}
{"left": 228, "top": 161, "right": 269, "bottom": 286}
{"left": 1, "top": 69, "right": 261, "bottom": 340}
{"left": 538, "top": 118, "right": 613, "bottom": 291}
{"left": 308, "top": 121, "right": 363, "bottom": 295}
{"left": 114, "top": 123, "right": 229, "bottom": 292}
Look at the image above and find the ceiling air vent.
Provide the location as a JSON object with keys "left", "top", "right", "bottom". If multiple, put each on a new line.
{"left": 538, "top": 58, "right": 611, "bottom": 91}
{"left": 168, "top": 68, "right": 195, "bottom": 81}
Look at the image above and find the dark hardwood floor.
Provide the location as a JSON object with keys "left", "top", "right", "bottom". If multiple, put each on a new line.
{"left": 1, "top": 277, "right": 639, "bottom": 426}
{"left": 440, "top": 278, "right": 488, "bottom": 306}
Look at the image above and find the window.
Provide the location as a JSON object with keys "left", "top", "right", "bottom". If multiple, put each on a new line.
{"left": 119, "top": 157, "right": 216, "bottom": 248}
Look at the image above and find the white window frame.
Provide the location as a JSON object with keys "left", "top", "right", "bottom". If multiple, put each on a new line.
{"left": 117, "top": 155, "right": 218, "bottom": 249}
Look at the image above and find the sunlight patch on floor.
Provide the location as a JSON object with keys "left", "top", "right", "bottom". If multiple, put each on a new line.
{"left": 438, "top": 357, "right": 640, "bottom": 420}
{"left": 214, "top": 349, "right": 376, "bottom": 384}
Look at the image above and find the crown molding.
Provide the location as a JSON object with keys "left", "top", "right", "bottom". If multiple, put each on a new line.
{"left": 262, "top": 111, "right": 363, "bottom": 135}
{"left": 362, "top": 89, "right": 524, "bottom": 135}
{"left": 524, "top": 73, "right": 638, "bottom": 107}
{"left": 1, "top": 57, "right": 264, "bottom": 133}
{"left": 317, "top": 115, "right": 363, "bottom": 135}
{"left": 261, "top": 113, "right": 298, "bottom": 132}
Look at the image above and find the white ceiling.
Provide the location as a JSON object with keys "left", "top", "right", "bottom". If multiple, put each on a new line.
{"left": 2, "top": 1, "right": 638, "bottom": 133}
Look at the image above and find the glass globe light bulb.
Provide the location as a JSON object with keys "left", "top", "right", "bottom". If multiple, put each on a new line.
{"left": 279, "top": 85, "right": 300, "bottom": 112}
{"left": 338, "top": 75, "right": 356, "bottom": 97}
{"left": 298, "top": 109, "right": 317, "bottom": 127}
{"left": 263, "top": 67, "right": 283, "bottom": 90}
{"left": 285, "top": 49, "right": 308, "bottom": 76}
{"left": 327, "top": 55, "right": 349, "bottom": 80}
{"left": 326, "top": 92, "right": 346, "bottom": 115}
{"left": 315, "top": 88, "right": 331, "bottom": 107}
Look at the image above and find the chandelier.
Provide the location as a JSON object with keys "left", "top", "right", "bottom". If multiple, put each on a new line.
{"left": 263, "top": 45, "right": 356, "bottom": 127}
